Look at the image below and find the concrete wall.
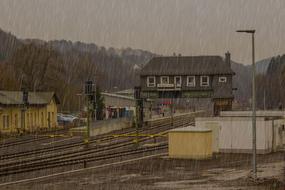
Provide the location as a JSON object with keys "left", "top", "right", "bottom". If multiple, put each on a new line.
{"left": 103, "top": 92, "right": 151, "bottom": 109}
{"left": 103, "top": 93, "right": 136, "bottom": 107}
{"left": 203, "top": 122, "right": 220, "bottom": 153}
{"left": 169, "top": 130, "right": 212, "bottom": 159}
{"left": 90, "top": 118, "right": 131, "bottom": 136}
{"left": 148, "top": 98, "right": 213, "bottom": 112}
{"left": 220, "top": 111, "right": 285, "bottom": 117}
{"left": 196, "top": 116, "right": 285, "bottom": 154}
{"left": 273, "top": 119, "right": 285, "bottom": 150}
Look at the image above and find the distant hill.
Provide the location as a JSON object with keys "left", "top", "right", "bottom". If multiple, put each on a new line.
{"left": 266, "top": 55, "right": 285, "bottom": 76}
{"left": 24, "top": 39, "right": 155, "bottom": 69}
{"left": 256, "top": 54, "right": 285, "bottom": 109}
{"left": 255, "top": 57, "right": 272, "bottom": 74}
{"left": 0, "top": 28, "right": 156, "bottom": 90}
{"left": 244, "top": 57, "right": 272, "bottom": 75}
{"left": 1, "top": 27, "right": 284, "bottom": 109}
{"left": 0, "top": 28, "right": 22, "bottom": 60}
{"left": 231, "top": 61, "right": 251, "bottom": 104}
{"left": 0, "top": 28, "right": 156, "bottom": 110}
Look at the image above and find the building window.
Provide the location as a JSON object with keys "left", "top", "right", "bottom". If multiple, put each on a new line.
{"left": 2, "top": 115, "right": 9, "bottom": 129}
{"left": 200, "top": 76, "right": 209, "bottom": 87}
{"left": 219, "top": 76, "right": 227, "bottom": 83}
{"left": 187, "top": 76, "right": 195, "bottom": 87}
{"left": 174, "top": 76, "right": 182, "bottom": 87}
{"left": 147, "top": 76, "right": 156, "bottom": 87}
{"left": 160, "top": 76, "right": 169, "bottom": 84}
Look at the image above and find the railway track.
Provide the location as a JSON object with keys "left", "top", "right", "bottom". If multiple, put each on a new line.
{"left": 0, "top": 129, "right": 69, "bottom": 148}
{"left": 0, "top": 143, "right": 168, "bottom": 176}
{"left": 0, "top": 113, "right": 196, "bottom": 176}
{"left": 0, "top": 118, "right": 193, "bottom": 168}
{"left": 0, "top": 136, "right": 51, "bottom": 148}
{"left": 0, "top": 113, "right": 194, "bottom": 160}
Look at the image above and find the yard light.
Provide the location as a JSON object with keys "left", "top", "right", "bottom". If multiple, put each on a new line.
{"left": 236, "top": 29, "right": 257, "bottom": 179}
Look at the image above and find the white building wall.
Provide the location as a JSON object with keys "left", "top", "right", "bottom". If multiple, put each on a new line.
{"left": 272, "top": 119, "right": 285, "bottom": 150}
{"left": 195, "top": 116, "right": 285, "bottom": 154}
{"left": 204, "top": 122, "right": 219, "bottom": 152}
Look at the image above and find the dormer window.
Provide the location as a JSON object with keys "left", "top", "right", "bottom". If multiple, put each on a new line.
{"left": 147, "top": 76, "right": 156, "bottom": 87}
{"left": 200, "top": 76, "right": 209, "bottom": 87}
{"left": 219, "top": 76, "right": 227, "bottom": 83}
{"left": 187, "top": 76, "right": 195, "bottom": 87}
{"left": 160, "top": 76, "right": 169, "bottom": 84}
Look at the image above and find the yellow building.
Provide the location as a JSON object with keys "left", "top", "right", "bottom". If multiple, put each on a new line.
{"left": 0, "top": 91, "right": 60, "bottom": 134}
{"left": 168, "top": 126, "right": 213, "bottom": 159}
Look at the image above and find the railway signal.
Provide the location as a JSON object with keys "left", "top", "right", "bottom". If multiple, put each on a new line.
{"left": 113, "top": 87, "right": 159, "bottom": 146}
{"left": 20, "top": 88, "right": 29, "bottom": 134}
{"left": 84, "top": 80, "right": 96, "bottom": 145}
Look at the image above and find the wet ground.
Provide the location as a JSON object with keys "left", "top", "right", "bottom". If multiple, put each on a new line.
{"left": 1, "top": 151, "right": 284, "bottom": 190}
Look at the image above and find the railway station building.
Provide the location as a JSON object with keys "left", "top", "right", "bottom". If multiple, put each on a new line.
{"left": 140, "top": 52, "right": 236, "bottom": 115}
{"left": 0, "top": 91, "right": 60, "bottom": 134}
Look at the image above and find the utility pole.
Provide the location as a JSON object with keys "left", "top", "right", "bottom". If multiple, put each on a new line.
{"left": 134, "top": 86, "right": 142, "bottom": 145}
{"left": 76, "top": 93, "right": 82, "bottom": 127}
{"left": 263, "top": 89, "right": 266, "bottom": 110}
{"left": 236, "top": 29, "right": 257, "bottom": 179}
{"left": 149, "top": 99, "right": 153, "bottom": 119}
{"left": 171, "top": 97, "right": 174, "bottom": 127}
{"left": 86, "top": 100, "right": 90, "bottom": 143}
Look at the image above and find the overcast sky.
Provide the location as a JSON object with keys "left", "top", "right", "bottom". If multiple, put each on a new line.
{"left": 0, "top": 0, "right": 284, "bottom": 64}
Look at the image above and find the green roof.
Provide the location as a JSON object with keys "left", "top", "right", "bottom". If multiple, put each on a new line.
{"left": 0, "top": 91, "right": 60, "bottom": 106}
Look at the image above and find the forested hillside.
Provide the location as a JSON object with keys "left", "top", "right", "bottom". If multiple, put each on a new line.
{"left": 1, "top": 28, "right": 283, "bottom": 111}
{"left": 0, "top": 28, "right": 155, "bottom": 111}
{"left": 256, "top": 55, "right": 285, "bottom": 109}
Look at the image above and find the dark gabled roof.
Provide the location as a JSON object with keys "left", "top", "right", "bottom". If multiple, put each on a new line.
{"left": 140, "top": 56, "right": 235, "bottom": 76}
{"left": 0, "top": 91, "right": 60, "bottom": 106}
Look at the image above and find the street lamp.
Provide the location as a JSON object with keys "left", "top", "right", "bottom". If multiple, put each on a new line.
{"left": 236, "top": 29, "right": 256, "bottom": 179}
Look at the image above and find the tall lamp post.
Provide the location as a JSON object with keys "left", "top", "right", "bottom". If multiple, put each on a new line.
{"left": 236, "top": 29, "right": 256, "bottom": 179}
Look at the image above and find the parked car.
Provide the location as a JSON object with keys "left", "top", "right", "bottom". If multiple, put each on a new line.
{"left": 57, "top": 114, "right": 79, "bottom": 126}
{"left": 63, "top": 114, "right": 78, "bottom": 122}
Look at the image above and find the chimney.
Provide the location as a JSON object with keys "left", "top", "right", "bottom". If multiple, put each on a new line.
{"left": 225, "top": 51, "right": 231, "bottom": 66}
